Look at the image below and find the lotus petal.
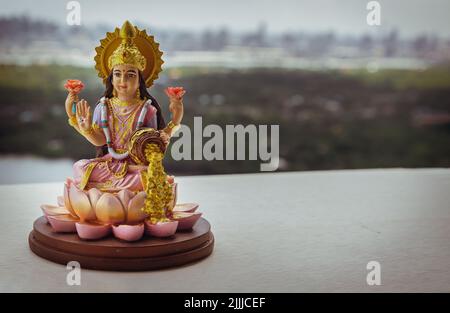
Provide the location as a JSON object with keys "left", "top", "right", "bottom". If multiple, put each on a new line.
{"left": 57, "top": 196, "right": 64, "bottom": 207}
{"left": 145, "top": 220, "right": 178, "bottom": 237}
{"left": 167, "top": 183, "right": 178, "bottom": 212}
{"left": 112, "top": 224, "right": 144, "bottom": 242}
{"left": 95, "top": 193, "right": 126, "bottom": 224}
{"left": 41, "top": 204, "right": 70, "bottom": 217}
{"left": 63, "top": 179, "right": 77, "bottom": 216}
{"left": 47, "top": 214, "right": 77, "bottom": 233}
{"left": 173, "top": 203, "right": 199, "bottom": 213}
{"left": 69, "top": 183, "right": 96, "bottom": 222}
{"left": 76, "top": 222, "right": 111, "bottom": 240}
{"left": 40, "top": 204, "right": 71, "bottom": 224}
{"left": 87, "top": 188, "right": 102, "bottom": 209}
{"left": 127, "top": 191, "right": 148, "bottom": 224}
{"left": 117, "top": 189, "right": 134, "bottom": 212}
{"left": 172, "top": 212, "right": 202, "bottom": 230}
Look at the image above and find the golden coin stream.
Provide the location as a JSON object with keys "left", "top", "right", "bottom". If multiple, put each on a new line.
{"left": 142, "top": 143, "right": 173, "bottom": 224}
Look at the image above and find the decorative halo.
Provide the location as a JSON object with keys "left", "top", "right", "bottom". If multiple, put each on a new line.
{"left": 94, "top": 23, "right": 164, "bottom": 88}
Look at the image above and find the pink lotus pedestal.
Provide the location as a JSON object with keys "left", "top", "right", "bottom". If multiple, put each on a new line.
{"left": 30, "top": 180, "right": 213, "bottom": 271}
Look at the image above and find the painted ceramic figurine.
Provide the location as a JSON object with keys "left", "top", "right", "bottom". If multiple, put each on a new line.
{"left": 40, "top": 21, "right": 202, "bottom": 241}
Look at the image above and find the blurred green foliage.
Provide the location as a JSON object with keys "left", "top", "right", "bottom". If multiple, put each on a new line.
{"left": 344, "top": 66, "right": 450, "bottom": 90}
{"left": 0, "top": 64, "right": 449, "bottom": 174}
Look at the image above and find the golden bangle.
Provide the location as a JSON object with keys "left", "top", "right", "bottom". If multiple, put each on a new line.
{"left": 167, "top": 121, "right": 180, "bottom": 131}
{"left": 68, "top": 115, "right": 77, "bottom": 127}
{"left": 81, "top": 127, "right": 94, "bottom": 136}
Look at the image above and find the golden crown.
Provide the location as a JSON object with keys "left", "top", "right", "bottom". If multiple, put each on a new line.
{"left": 94, "top": 21, "right": 164, "bottom": 87}
{"left": 108, "top": 21, "right": 146, "bottom": 71}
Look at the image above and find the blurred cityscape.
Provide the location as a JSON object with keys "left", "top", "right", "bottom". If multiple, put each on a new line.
{"left": 1, "top": 16, "right": 450, "bottom": 69}
{"left": 0, "top": 15, "right": 449, "bottom": 181}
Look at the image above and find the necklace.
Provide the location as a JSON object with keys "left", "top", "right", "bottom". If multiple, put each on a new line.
{"left": 100, "top": 97, "right": 152, "bottom": 160}
{"left": 110, "top": 97, "right": 142, "bottom": 125}
{"left": 111, "top": 97, "right": 140, "bottom": 107}
{"left": 110, "top": 101, "right": 142, "bottom": 146}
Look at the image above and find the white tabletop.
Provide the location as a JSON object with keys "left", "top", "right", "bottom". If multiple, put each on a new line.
{"left": 0, "top": 168, "right": 449, "bottom": 292}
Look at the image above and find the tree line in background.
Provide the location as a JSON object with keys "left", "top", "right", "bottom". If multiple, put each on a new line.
{"left": 0, "top": 64, "right": 449, "bottom": 175}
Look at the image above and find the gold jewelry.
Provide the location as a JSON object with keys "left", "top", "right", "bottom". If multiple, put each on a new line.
{"left": 136, "top": 88, "right": 140, "bottom": 99}
{"left": 111, "top": 96, "right": 138, "bottom": 107}
{"left": 94, "top": 20, "right": 164, "bottom": 88}
{"left": 166, "top": 121, "right": 175, "bottom": 129}
{"left": 108, "top": 21, "right": 146, "bottom": 72}
{"left": 165, "top": 120, "right": 180, "bottom": 134}
{"left": 113, "top": 88, "right": 118, "bottom": 97}
{"left": 81, "top": 127, "right": 94, "bottom": 136}
{"left": 68, "top": 115, "right": 78, "bottom": 127}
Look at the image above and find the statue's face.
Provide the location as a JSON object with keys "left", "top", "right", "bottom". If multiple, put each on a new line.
{"left": 112, "top": 64, "right": 140, "bottom": 98}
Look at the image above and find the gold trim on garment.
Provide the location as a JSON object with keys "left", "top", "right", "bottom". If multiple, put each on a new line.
{"left": 79, "top": 162, "right": 98, "bottom": 190}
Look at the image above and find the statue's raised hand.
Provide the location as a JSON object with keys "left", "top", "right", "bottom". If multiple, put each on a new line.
{"left": 75, "top": 99, "right": 92, "bottom": 132}
{"left": 165, "top": 87, "right": 186, "bottom": 125}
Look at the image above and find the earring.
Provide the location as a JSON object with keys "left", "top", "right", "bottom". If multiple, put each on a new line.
{"left": 113, "top": 88, "right": 117, "bottom": 97}
{"left": 136, "top": 89, "right": 141, "bottom": 99}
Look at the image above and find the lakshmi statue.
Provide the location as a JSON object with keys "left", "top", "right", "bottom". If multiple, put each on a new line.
{"left": 68, "top": 20, "right": 180, "bottom": 193}
{"left": 38, "top": 21, "right": 203, "bottom": 242}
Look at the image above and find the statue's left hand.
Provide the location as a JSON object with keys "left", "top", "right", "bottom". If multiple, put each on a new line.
{"left": 75, "top": 99, "right": 92, "bottom": 132}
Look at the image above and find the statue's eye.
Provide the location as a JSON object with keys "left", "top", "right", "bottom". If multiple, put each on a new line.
{"left": 114, "top": 72, "right": 121, "bottom": 77}
{"left": 128, "top": 73, "right": 136, "bottom": 78}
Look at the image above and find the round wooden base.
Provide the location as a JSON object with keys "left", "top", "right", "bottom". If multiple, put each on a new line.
{"left": 29, "top": 216, "right": 214, "bottom": 271}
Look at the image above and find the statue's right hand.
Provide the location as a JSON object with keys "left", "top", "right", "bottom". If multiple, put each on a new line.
{"left": 75, "top": 99, "right": 92, "bottom": 131}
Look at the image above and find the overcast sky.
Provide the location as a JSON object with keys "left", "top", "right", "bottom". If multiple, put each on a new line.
{"left": 2, "top": 0, "right": 450, "bottom": 37}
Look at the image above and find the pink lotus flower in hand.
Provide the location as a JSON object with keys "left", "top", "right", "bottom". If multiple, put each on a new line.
{"left": 64, "top": 79, "right": 85, "bottom": 94}
{"left": 165, "top": 86, "right": 186, "bottom": 100}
